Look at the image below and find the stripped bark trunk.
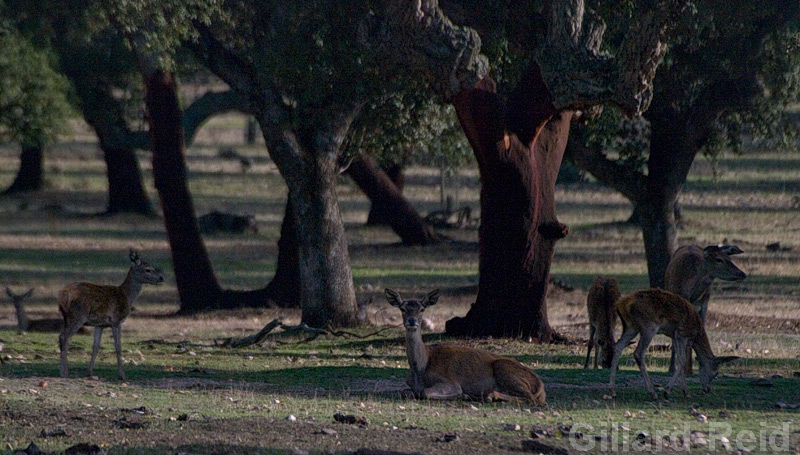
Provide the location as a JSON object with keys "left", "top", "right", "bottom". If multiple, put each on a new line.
{"left": 348, "top": 155, "right": 439, "bottom": 245}
{"left": 366, "top": 162, "right": 404, "bottom": 226}
{"left": 143, "top": 70, "right": 224, "bottom": 313}
{"left": 445, "top": 70, "right": 571, "bottom": 340}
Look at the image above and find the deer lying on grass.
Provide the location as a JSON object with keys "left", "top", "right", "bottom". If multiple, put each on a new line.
{"left": 59, "top": 249, "right": 164, "bottom": 380}
{"left": 385, "top": 288, "right": 546, "bottom": 405}
{"left": 6, "top": 287, "right": 83, "bottom": 333}
{"left": 608, "top": 289, "right": 739, "bottom": 400}
{"left": 584, "top": 276, "right": 620, "bottom": 369}
{"left": 665, "top": 244, "right": 746, "bottom": 373}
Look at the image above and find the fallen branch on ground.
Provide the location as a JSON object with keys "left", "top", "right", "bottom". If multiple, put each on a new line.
{"left": 222, "top": 319, "right": 398, "bottom": 348}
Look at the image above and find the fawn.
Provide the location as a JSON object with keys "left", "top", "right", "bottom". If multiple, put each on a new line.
{"left": 6, "top": 287, "right": 69, "bottom": 333}
{"left": 59, "top": 249, "right": 164, "bottom": 380}
{"left": 584, "top": 276, "right": 620, "bottom": 369}
{"left": 665, "top": 244, "right": 746, "bottom": 373}
{"left": 385, "top": 288, "right": 546, "bottom": 405}
{"left": 608, "top": 289, "right": 739, "bottom": 400}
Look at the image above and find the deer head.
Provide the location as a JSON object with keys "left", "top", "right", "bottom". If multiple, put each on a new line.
{"left": 703, "top": 246, "right": 747, "bottom": 282}
{"left": 129, "top": 249, "right": 165, "bottom": 285}
{"left": 385, "top": 288, "right": 440, "bottom": 331}
{"left": 6, "top": 287, "right": 34, "bottom": 306}
{"left": 698, "top": 355, "right": 740, "bottom": 393}
{"left": 718, "top": 244, "right": 744, "bottom": 256}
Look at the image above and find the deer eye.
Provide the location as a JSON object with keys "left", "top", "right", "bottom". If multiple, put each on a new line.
{"left": 597, "top": 339, "right": 606, "bottom": 347}
{"left": 146, "top": 268, "right": 154, "bottom": 273}
{"left": 715, "top": 258, "right": 724, "bottom": 263}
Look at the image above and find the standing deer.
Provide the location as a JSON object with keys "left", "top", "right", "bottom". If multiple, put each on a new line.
{"left": 665, "top": 244, "right": 746, "bottom": 373}
{"left": 608, "top": 289, "right": 739, "bottom": 400}
{"left": 584, "top": 276, "right": 620, "bottom": 369}
{"left": 385, "top": 288, "right": 546, "bottom": 405}
{"left": 6, "top": 287, "right": 68, "bottom": 333}
{"left": 59, "top": 249, "right": 164, "bottom": 380}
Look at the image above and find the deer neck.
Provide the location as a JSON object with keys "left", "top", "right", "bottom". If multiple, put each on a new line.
{"left": 691, "top": 325, "right": 715, "bottom": 366}
{"left": 405, "top": 328, "right": 430, "bottom": 375}
{"left": 689, "top": 266, "right": 715, "bottom": 302}
{"left": 119, "top": 267, "right": 144, "bottom": 304}
{"left": 13, "top": 301, "right": 29, "bottom": 331}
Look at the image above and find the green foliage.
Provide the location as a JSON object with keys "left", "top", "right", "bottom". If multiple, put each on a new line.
{"left": 98, "top": 0, "right": 223, "bottom": 71}
{"left": 582, "top": 0, "right": 800, "bottom": 171}
{"left": 0, "top": 20, "right": 72, "bottom": 147}
{"left": 343, "top": 85, "right": 472, "bottom": 173}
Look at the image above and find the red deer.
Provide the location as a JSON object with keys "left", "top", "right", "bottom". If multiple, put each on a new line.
{"left": 59, "top": 249, "right": 164, "bottom": 380}
{"left": 665, "top": 244, "right": 746, "bottom": 373}
{"left": 584, "top": 276, "right": 620, "bottom": 369}
{"left": 6, "top": 287, "right": 77, "bottom": 333}
{"left": 385, "top": 288, "right": 546, "bottom": 405}
{"left": 608, "top": 289, "right": 739, "bottom": 399}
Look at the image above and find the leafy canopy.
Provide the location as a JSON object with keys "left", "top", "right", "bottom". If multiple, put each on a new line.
{"left": 0, "top": 18, "right": 72, "bottom": 147}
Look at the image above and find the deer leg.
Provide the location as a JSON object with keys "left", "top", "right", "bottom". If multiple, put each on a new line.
{"left": 668, "top": 344, "right": 677, "bottom": 374}
{"left": 609, "top": 327, "right": 638, "bottom": 397}
{"left": 584, "top": 325, "right": 595, "bottom": 369}
{"left": 665, "top": 336, "right": 688, "bottom": 399}
{"left": 87, "top": 327, "right": 103, "bottom": 377}
{"left": 633, "top": 326, "right": 658, "bottom": 400}
{"left": 111, "top": 324, "right": 126, "bottom": 381}
{"left": 59, "top": 319, "right": 85, "bottom": 378}
{"left": 423, "top": 382, "right": 463, "bottom": 400}
{"left": 594, "top": 344, "right": 600, "bottom": 369}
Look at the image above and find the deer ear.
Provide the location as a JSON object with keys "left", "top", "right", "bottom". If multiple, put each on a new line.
{"left": 23, "top": 288, "right": 34, "bottom": 299}
{"left": 719, "top": 244, "right": 744, "bottom": 255}
{"left": 384, "top": 288, "right": 402, "bottom": 307}
{"left": 129, "top": 249, "right": 141, "bottom": 265}
{"left": 713, "top": 356, "right": 740, "bottom": 368}
{"left": 422, "top": 289, "right": 440, "bottom": 308}
{"left": 5, "top": 287, "right": 13, "bottom": 299}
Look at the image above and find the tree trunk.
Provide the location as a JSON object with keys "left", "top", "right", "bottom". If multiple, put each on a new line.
{"left": 102, "top": 147, "right": 154, "bottom": 215}
{"left": 366, "top": 162, "right": 404, "bottom": 226}
{"left": 190, "top": 27, "right": 358, "bottom": 327}
{"left": 348, "top": 155, "right": 439, "bottom": 245}
{"left": 445, "top": 69, "right": 570, "bottom": 340}
{"left": 626, "top": 200, "right": 682, "bottom": 226}
{"left": 290, "top": 155, "right": 358, "bottom": 328}
{"left": 259, "top": 197, "right": 300, "bottom": 307}
{"left": 143, "top": 70, "right": 224, "bottom": 313}
{"left": 3, "top": 145, "right": 44, "bottom": 194}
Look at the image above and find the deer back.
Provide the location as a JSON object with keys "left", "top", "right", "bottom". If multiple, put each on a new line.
{"left": 425, "top": 343, "right": 501, "bottom": 383}
{"left": 59, "top": 282, "right": 130, "bottom": 325}
{"left": 615, "top": 289, "right": 701, "bottom": 336}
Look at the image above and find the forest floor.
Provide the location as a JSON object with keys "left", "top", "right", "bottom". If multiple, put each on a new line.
{"left": 0, "top": 114, "right": 799, "bottom": 454}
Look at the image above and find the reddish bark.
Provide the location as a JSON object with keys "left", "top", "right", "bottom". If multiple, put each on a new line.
{"left": 144, "top": 70, "right": 224, "bottom": 313}
{"left": 366, "top": 162, "right": 404, "bottom": 226}
{"left": 348, "top": 155, "right": 439, "bottom": 245}
{"left": 145, "top": 71, "right": 297, "bottom": 312}
{"left": 445, "top": 67, "right": 570, "bottom": 340}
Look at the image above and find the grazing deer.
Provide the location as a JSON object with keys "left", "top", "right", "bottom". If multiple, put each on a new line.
{"left": 665, "top": 244, "right": 746, "bottom": 373}
{"left": 584, "top": 276, "right": 620, "bottom": 369}
{"left": 59, "top": 249, "right": 164, "bottom": 380}
{"left": 6, "top": 287, "right": 70, "bottom": 333}
{"left": 385, "top": 288, "right": 546, "bottom": 405}
{"left": 608, "top": 289, "right": 739, "bottom": 400}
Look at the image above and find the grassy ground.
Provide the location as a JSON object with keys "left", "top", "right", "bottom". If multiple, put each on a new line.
{"left": 0, "top": 114, "right": 798, "bottom": 454}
